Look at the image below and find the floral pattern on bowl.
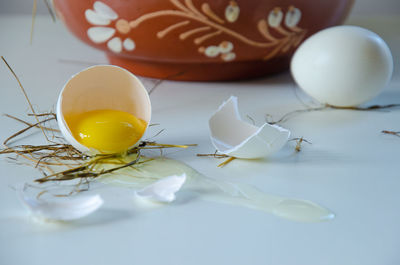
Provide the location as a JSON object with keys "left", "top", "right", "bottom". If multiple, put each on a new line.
{"left": 84, "top": 0, "right": 306, "bottom": 62}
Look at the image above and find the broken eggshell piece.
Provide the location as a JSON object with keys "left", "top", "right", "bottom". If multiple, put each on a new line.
{"left": 17, "top": 183, "right": 104, "bottom": 221}
{"left": 56, "top": 65, "right": 151, "bottom": 154}
{"left": 134, "top": 174, "right": 187, "bottom": 203}
{"left": 209, "top": 96, "right": 290, "bottom": 159}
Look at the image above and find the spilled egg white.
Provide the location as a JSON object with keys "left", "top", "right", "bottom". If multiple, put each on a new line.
{"left": 56, "top": 65, "right": 151, "bottom": 154}
{"left": 209, "top": 96, "right": 290, "bottom": 159}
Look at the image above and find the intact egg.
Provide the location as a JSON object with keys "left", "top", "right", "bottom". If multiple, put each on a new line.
{"left": 291, "top": 26, "right": 393, "bottom": 107}
{"left": 57, "top": 65, "right": 151, "bottom": 154}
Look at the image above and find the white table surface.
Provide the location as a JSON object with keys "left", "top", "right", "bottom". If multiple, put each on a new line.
{"left": 0, "top": 13, "right": 399, "bottom": 265}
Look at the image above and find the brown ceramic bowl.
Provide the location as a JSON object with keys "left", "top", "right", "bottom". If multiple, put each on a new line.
{"left": 53, "top": 0, "right": 354, "bottom": 81}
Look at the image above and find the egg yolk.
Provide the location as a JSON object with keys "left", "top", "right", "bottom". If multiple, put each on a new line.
{"left": 66, "top": 109, "right": 147, "bottom": 154}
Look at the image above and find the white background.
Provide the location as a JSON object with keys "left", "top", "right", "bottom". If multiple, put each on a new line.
{"left": 0, "top": 1, "right": 399, "bottom": 265}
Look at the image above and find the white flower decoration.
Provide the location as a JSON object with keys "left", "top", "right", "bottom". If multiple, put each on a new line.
{"left": 85, "top": 1, "right": 136, "bottom": 53}
{"left": 85, "top": 1, "right": 118, "bottom": 26}
{"left": 225, "top": 1, "right": 240, "bottom": 23}
{"left": 221, "top": 52, "right": 236, "bottom": 61}
{"left": 285, "top": 6, "right": 301, "bottom": 28}
{"left": 219, "top": 41, "right": 234, "bottom": 53}
{"left": 202, "top": 41, "right": 236, "bottom": 62}
{"left": 268, "top": 8, "right": 283, "bottom": 28}
{"left": 204, "top": 45, "right": 220, "bottom": 58}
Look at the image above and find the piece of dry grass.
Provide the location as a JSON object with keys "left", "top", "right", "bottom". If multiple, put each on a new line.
{"left": 382, "top": 130, "right": 400, "bottom": 138}
{"left": 1, "top": 112, "right": 196, "bottom": 183}
{"left": 30, "top": 0, "right": 37, "bottom": 44}
{"left": 267, "top": 104, "right": 400, "bottom": 125}
{"left": 1, "top": 56, "right": 51, "bottom": 142}
{"left": 289, "top": 137, "right": 312, "bottom": 152}
{"left": 197, "top": 151, "right": 236, "bottom": 168}
{"left": 30, "top": 0, "right": 57, "bottom": 44}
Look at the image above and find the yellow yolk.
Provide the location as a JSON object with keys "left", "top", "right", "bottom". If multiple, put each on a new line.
{"left": 66, "top": 109, "right": 147, "bottom": 154}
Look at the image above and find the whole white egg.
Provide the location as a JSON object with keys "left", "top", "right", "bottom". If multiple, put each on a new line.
{"left": 291, "top": 26, "right": 393, "bottom": 107}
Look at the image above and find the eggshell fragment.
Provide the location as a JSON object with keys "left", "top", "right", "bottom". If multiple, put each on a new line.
{"left": 291, "top": 26, "right": 393, "bottom": 107}
{"left": 135, "top": 174, "right": 186, "bottom": 203}
{"left": 209, "top": 96, "right": 290, "bottom": 159}
{"left": 56, "top": 65, "right": 151, "bottom": 154}
{"left": 17, "top": 183, "right": 103, "bottom": 221}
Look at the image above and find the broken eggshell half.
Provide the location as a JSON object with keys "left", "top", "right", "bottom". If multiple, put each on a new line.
{"left": 17, "top": 183, "right": 104, "bottom": 221}
{"left": 56, "top": 65, "right": 151, "bottom": 154}
{"left": 209, "top": 96, "right": 290, "bottom": 159}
